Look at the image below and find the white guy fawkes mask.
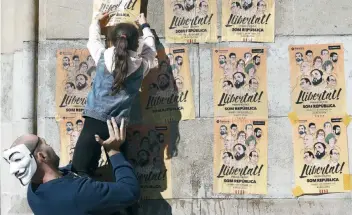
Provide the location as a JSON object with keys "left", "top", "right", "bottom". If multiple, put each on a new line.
{"left": 3, "top": 144, "right": 38, "bottom": 186}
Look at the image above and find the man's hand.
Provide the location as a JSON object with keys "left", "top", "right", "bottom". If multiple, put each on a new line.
{"left": 95, "top": 118, "right": 126, "bottom": 157}
{"left": 135, "top": 13, "right": 147, "bottom": 26}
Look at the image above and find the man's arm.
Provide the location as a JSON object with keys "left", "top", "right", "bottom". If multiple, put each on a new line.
{"left": 75, "top": 152, "right": 140, "bottom": 214}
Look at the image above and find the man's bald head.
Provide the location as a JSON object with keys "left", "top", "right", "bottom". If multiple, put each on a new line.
{"left": 12, "top": 134, "right": 41, "bottom": 153}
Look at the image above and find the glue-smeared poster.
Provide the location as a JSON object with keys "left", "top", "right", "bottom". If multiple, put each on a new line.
{"left": 213, "top": 117, "right": 267, "bottom": 194}
{"left": 140, "top": 47, "right": 195, "bottom": 123}
{"left": 58, "top": 117, "right": 108, "bottom": 167}
{"left": 126, "top": 124, "right": 172, "bottom": 199}
{"left": 164, "top": 0, "right": 217, "bottom": 43}
{"left": 213, "top": 47, "right": 268, "bottom": 118}
{"left": 292, "top": 116, "right": 349, "bottom": 194}
{"left": 92, "top": 0, "right": 141, "bottom": 26}
{"left": 289, "top": 44, "right": 346, "bottom": 117}
{"left": 222, "top": 0, "right": 275, "bottom": 42}
{"left": 56, "top": 49, "right": 95, "bottom": 117}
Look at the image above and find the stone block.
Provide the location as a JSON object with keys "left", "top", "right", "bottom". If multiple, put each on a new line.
{"left": 44, "top": 0, "right": 92, "bottom": 39}
{"left": 293, "top": 0, "right": 352, "bottom": 35}
{"left": 1, "top": 54, "right": 14, "bottom": 122}
{"left": 275, "top": 0, "right": 294, "bottom": 35}
{"left": 0, "top": 193, "right": 33, "bottom": 215}
{"left": 37, "top": 117, "right": 61, "bottom": 155}
{"left": 198, "top": 199, "right": 352, "bottom": 215}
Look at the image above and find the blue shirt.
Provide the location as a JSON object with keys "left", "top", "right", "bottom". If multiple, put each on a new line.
{"left": 27, "top": 153, "right": 140, "bottom": 215}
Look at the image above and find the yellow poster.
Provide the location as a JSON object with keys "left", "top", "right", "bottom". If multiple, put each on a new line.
{"left": 58, "top": 116, "right": 108, "bottom": 167}
{"left": 125, "top": 124, "right": 172, "bottom": 199}
{"left": 56, "top": 49, "right": 95, "bottom": 117}
{"left": 92, "top": 0, "right": 141, "bottom": 26}
{"left": 140, "top": 47, "right": 196, "bottom": 123}
{"left": 222, "top": 0, "right": 275, "bottom": 42}
{"left": 213, "top": 48, "right": 268, "bottom": 118}
{"left": 164, "top": 0, "right": 217, "bottom": 43}
{"left": 292, "top": 116, "right": 350, "bottom": 194}
{"left": 289, "top": 44, "right": 346, "bottom": 117}
{"left": 213, "top": 117, "right": 268, "bottom": 194}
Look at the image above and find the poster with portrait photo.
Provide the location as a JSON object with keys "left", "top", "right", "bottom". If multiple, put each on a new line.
{"left": 56, "top": 49, "right": 96, "bottom": 117}
{"left": 213, "top": 48, "right": 268, "bottom": 118}
{"left": 140, "top": 47, "right": 196, "bottom": 123}
{"left": 92, "top": 0, "right": 141, "bottom": 26}
{"left": 289, "top": 44, "right": 346, "bottom": 117}
{"left": 164, "top": 0, "right": 217, "bottom": 43}
{"left": 222, "top": 0, "right": 275, "bottom": 42}
{"left": 214, "top": 117, "right": 268, "bottom": 194}
{"left": 58, "top": 117, "right": 108, "bottom": 167}
{"left": 125, "top": 124, "right": 172, "bottom": 199}
{"left": 292, "top": 116, "right": 349, "bottom": 194}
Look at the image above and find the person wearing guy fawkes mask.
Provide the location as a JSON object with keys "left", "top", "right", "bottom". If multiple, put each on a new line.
{"left": 2, "top": 119, "right": 140, "bottom": 215}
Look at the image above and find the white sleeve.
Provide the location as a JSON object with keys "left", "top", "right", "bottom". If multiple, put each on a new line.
{"left": 140, "top": 27, "right": 157, "bottom": 77}
{"left": 87, "top": 19, "right": 106, "bottom": 65}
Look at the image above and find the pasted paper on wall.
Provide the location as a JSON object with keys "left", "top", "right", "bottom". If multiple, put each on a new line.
{"left": 213, "top": 117, "right": 268, "bottom": 194}
{"left": 164, "top": 0, "right": 217, "bottom": 43}
{"left": 289, "top": 44, "right": 346, "bottom": 117}
{"left": 92, "top": 0, "right": 141, "bottom": 26}
{"left": 140, "top": 47, "right": 195, "bottom": 123}
{"left": 292, "top": 116, "right": 350, "bottom": 194}
{"left": 222, "top": 0, "right": 275, "bottom": 42}
{"left": 58, "top": 116, "right": 108, "bottom": 167}
{"left": 126, "top": 124, "right": 172, "bottom": 199}
{"left": 56, "top": 49, "right": 94, "bottom": 117}
{"left": 213, "top": 47, "right": 268, "bottom": 118}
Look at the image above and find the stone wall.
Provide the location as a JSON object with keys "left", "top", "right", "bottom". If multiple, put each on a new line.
{"left": 1, "top": 0, "right": 352, "bottom": 214}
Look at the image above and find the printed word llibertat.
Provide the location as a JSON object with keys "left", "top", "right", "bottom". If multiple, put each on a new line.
{"left": 59, "top": 94, "right": 87, "bottom": 107}
{"left": 169, "top": 14, "right": 214, "bottom": 29}
{"left": 295, "top": 88, "right": 342, "bottom": 104}
{"left": 299, "top": 162, "right": 345, "bottom": 178}
{"left": 217, "top": 91, "right": 264, "bottom": 106}
{"left": 99, "top": 0, "right": 138, "bottom": 11}
{"left": 217, "top": 164, "right": 264, "bottom": 178}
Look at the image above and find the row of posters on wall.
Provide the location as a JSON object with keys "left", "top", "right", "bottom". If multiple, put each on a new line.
{"left": 213, "top": 43, "right": 350, "bottom": 196}
{"left": 55, "top": 47, "right": 195, "bottom": 199}
{"left": 55, "top": 43, "right": 350, "bottom": 198}
{"left": 92, "top": 0, "right": 275, "bottom": 43}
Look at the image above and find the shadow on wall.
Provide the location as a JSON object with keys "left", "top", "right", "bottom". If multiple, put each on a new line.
{"left": 94, "top": 1, "right": 181, "bottom": 214}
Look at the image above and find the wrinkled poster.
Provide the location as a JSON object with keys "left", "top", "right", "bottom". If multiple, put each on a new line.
{"left": 164, "top": 0, "right": 217, "bottom": 43}
{"left": 289, "top": 44, "right": 346, "bottom": 117}
{"left": 213, "top": 47, "right": 268, "bottom": 118}
{"left": 140, "top": 47, "right": 196, "bottom": 123}
{"left": 293, "top": 117, "right": 350, "bottom": 194}
{"left": 126, "top": 124, "right": 172, "bottom": 199}
{"left": 92, "top": 0, "right": 141, "bottom": 26}
{"left": 58, "top": 117, "right": 108, "bottom": 167}
{"left": 56, "top": 49, "right": 95, "bottom": 117}
{"left": 213, "top": 117, "right": 268, "bottom": 194}
{"left": 222, "top": 0, "right": 275, "bottom": 42}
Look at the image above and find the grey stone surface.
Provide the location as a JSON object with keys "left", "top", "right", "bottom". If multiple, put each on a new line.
{"left": 41, "top": 0, "right": 352, "bottom": 40}
{"left": 293, "top": 0, "right": 352, "bottom": 35}
{"left": 139, "top": 199, "right": 198, "bottom": 215}
{"left": 1, "top": 193, "right": 32, "bottom": 215}
{"left": 1, "top": 54, "right": 14, "bottom": 122}
{"left": 198, "top": 199, "right": 352, "bottom": 215}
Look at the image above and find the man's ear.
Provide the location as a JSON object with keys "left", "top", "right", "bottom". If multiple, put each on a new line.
{"left": 36, "top": 151, "right": 47, "bottom": 163}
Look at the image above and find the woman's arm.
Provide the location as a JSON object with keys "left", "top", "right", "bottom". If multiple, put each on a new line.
{"left": 87, "top": 13, "right": 108, "bottom": 65}
{"left": 137, "top": 14, "right": 157, "bottom": 77}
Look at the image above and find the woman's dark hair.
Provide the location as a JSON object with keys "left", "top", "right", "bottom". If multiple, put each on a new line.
{"left": 109, "top": 23, "right": 139, "bottom": 95}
